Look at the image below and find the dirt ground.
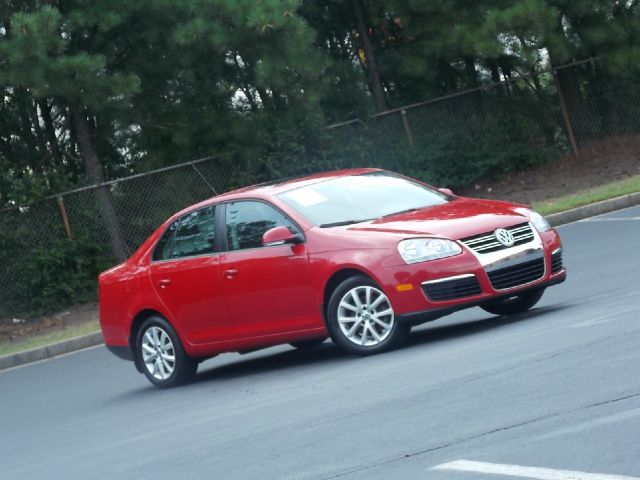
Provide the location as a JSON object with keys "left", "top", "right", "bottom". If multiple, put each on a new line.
{"left": 1, "top": 302, "right": 99, "bottom": 346}
{"left": 458, "top": 134, "right": 640, "bottom": 204}
{"left": 1, "top": 135, "right": 639, "bottom": 348}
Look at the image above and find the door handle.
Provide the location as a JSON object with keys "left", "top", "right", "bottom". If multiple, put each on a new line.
{"left": 158, "top": 279, "right": 171, "bottom": 288}
{"left": 223, "top": 268, "right": 238, "bottom": 279}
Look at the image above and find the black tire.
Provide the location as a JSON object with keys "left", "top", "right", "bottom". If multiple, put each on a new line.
{"left": 135, "top": 316, "right": 197, "bottom": 388}
{"left": 290, "top": 338, "right": 327, "bottom": 350}
{"left": 326, "top": 275, "right": 409, "bottom": 355}
{"left": 480, "top": 289, "right": 545, "bottom": 316}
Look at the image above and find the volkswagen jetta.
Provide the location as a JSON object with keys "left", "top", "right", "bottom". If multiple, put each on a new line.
{"left": 99, "top": 169, "right": 566, "bottom": 387}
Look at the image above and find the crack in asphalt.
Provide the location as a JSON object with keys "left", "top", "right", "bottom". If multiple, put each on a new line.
{"left": 320, "top": 391, "right": 640, "bottom": 480}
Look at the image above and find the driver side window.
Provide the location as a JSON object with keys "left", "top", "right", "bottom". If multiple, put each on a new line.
{"left": 225, "top": 201, "right": 299, "bottom": 251}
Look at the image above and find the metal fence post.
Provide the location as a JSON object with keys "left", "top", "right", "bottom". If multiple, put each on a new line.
{"left": 190, "top": 162, "right": 218, "bottom": 195}
{"left": 553, "top": 70, "right": 581, "bottom": 161}
{"left": 400, "top": 109, "right": 416, "bottom": 153}
{"left": 57, "top": 196, "right": 73, "bottom": 240}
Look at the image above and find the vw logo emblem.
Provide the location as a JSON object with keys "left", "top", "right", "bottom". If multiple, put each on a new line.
{"left": 494, "top": 228, "right": 515, "bottom": 247}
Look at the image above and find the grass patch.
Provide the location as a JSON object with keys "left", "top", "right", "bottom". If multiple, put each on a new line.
{"left": 0, "top": 321, "right": 100, "bottom": 358}
{"left": 532, "top": 174, "right": 640, "bottom": 215}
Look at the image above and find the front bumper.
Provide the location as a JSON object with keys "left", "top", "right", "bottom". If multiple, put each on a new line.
{"left": 381, "top": 227, "right": 566, "bottom": 323}
{"left": 397, "top": 271, "right": 566, "bottom": 326}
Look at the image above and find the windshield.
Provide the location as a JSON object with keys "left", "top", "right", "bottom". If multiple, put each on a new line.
{"left": 277, "top": 172, "right": 449, "bottom": 227}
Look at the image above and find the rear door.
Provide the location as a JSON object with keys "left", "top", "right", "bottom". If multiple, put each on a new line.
{"left": 149, "top": 205, "right": 233, "bottom": 344}
{"left": 219, "top": 200, "right": 318, "bottom": 338}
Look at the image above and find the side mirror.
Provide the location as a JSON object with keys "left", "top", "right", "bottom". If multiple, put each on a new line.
{"left": 261, "top": 226, "right": 304, "bottom": 247}
{"left": 438, "top": 187, "right": 455, "bottom": 196}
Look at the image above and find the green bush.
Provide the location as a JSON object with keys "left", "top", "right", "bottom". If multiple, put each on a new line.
{"left": 1, "top": 236, "right": 112, "bottom": 317}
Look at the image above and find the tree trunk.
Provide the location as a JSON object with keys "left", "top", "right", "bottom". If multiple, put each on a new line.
{"left": 438, "top": 59, "right": 457, "bottom": 93}
{"left": 256, "top": 87, "right": 274, "bottom": 111}
{"left": 351, "top": 0, "right": 387, "bottom": 112}
{"left": 464, "top": 56, "right": 483, "bottom": 112}
{"left": 487, "top": 60, "right": 505, "bottom": 96}
{"left": 28, "top": 98, "right": 53, "bottom": 189}
{"left": 548, "top": 15, "right": 590, "bottom": 145}
{"left": 39, "top": 99, "right": 63, "bottom": 166}
{"left": 15, "top": 89, "right": 40, "bottom": 167}
{"left": 464, "top": 57, "right": 479, "bottom": 89}
{"left": 70, "top": 105, "right": 128, "bottom": 262}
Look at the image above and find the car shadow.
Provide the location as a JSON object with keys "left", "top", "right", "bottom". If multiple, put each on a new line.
{"left": 403, "top": 303, "right": 570, "bottom": 349}
{"left": 193, "top": 303, "right": 571, "bottom": 384}
{"left": 108, "top": 303, "right": 572, "bottom": 398}
{"left": 193, "top": 343, "right": 351, "bottom": 384}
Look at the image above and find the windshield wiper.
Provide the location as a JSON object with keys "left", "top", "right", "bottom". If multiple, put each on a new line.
{"left": 318, "top": 218, "right": 373, "bottom": 228}
{"left": 381, "top": 207, "right": 420, "bottom": 219}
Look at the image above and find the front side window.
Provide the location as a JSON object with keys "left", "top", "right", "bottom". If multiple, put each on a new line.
{"left": 225, "top": 201, "right": 299, "bottom": 251}
{"left": 171, "top": 206, "right": 216, "bottom": 259}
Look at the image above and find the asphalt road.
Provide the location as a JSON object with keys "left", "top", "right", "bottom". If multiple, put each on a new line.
{"left": 2, "top": 207, "right": 640, "bottom": 480}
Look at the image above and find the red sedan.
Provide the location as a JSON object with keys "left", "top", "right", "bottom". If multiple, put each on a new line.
{"left": 99, "top": 169, "right": 566, "bottom": 387}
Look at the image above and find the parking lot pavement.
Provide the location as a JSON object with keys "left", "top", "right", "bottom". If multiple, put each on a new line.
{"left": 1, "top": 206, "right": 639, "bottom": 480}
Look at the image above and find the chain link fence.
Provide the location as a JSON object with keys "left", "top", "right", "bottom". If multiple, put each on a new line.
{"left": 326, "top": 57, "right": 640, "bottom": 187}
{"left": 0, "top": 156, "right": 238, "bottom": 317}
{"left": 1, "top": 57, "right": 639, "bottom": 318}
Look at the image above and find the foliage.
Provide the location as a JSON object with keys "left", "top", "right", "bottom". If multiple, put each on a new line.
{"left": 1, "top": 233, "right": 112, "bottom": 316}
{"left": 1, "top": 0, "right": 638, "bottom": 203}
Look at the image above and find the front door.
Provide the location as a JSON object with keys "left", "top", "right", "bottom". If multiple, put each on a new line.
{"left": 219, "top": 200, "right": 318, "bottom": 338}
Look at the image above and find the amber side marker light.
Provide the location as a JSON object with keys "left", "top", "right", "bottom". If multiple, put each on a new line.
{"left": 395, "top": 284, "right": 414, "bottom": 292}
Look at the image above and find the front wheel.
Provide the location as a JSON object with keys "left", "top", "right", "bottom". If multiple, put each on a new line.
{"left": 136, "top": 316, "right": 197, "bottom": 388}
{"left": 326, "top": 275, "right": 409, "bottom": 355}
{"left": 480, "top": 289, "right": 545, "bottom": 316}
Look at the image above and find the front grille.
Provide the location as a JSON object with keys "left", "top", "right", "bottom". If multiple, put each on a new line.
{"left": 422, "top": 275, "right": 482, "bottom": 301}
{"left": 551, "top": 249, "right": 563, "bottom": 273}
{"left": 461, "top": 222, "right": 535, "bottom": 254}
{"left": 487, "top": 258, "right": 545, "bottom": 290}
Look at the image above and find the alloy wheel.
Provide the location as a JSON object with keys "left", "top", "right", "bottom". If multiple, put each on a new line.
{"left": 141, "top": 326, "right": 176, "bottom": 381}
{"left": 337, "top": 285, "right": 395, "bottom": 347}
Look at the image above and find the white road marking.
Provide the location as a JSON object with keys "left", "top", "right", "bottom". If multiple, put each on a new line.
{"left": 532, "top": 407, "right": 640, "bottom": 442}
{"left": 579, "top": 217, "right": 640, "bottom": 222}
{"left": 431, "top": 460, "right": 640, "bottom": 480}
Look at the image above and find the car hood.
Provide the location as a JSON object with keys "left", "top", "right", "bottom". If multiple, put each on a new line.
{"left": 345, "top": 197, "right": 529, "bottom": 240}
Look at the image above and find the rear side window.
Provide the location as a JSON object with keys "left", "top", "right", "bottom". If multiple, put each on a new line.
{"left": 225, "top": 201, "right": 299, "bottom": 251}
{"left": 152, "top": 206, "right": 216, "bottom": 261}
{"left": 152, "top": 221, "right": 178, "bottom": 261}
{"left": 172, "top": 206, "right": 216, "bottom": 258}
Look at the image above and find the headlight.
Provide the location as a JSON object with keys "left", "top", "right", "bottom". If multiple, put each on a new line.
{"left": 529, "top": 210, "right": 551, "bottom": 232}
{"left": 397, "top": 238, "right": 462, "bottom": 264}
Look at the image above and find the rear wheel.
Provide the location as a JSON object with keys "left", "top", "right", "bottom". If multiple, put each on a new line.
{"left": 327, "top": 275, "right": 409, "bottom": 355}
{"left": 480, "top": 289, "right": 545, "bottom": 316}
{"left": 136, "top": 316, "right": 197, "bottom": 388}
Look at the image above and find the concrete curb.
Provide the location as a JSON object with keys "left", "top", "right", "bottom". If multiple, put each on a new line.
{"left": 0, "top": 331, "right": 103, "bottom": 371}
{"left": 547, "top": 191, "right": 640, "bottom": 227}
{"left": 2, "top": 191, "right": 640, "bottom": 372}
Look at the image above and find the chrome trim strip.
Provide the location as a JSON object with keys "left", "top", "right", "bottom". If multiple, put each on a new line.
{"left": 461, "top": 223, "right": 544, "bottom": 270}
{"left": 421, "top": 273, "right": 476, "bottom": 286}
{"left": 551, "top": 247, "right": 563, "bottom": 255}
{"left": 484, "top": 249, "right": 544, "bottom": 273}
{"left": 458, "top": 222, "right": 547, "bottom": 291}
